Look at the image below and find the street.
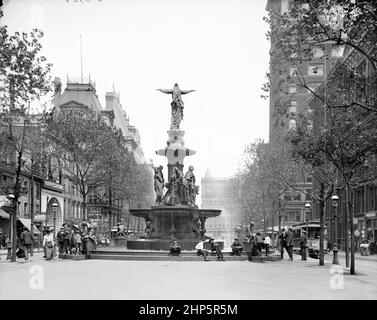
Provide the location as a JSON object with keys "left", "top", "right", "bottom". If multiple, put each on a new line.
{"left": 1, "top": 252, "right": 376, "bottom": 300}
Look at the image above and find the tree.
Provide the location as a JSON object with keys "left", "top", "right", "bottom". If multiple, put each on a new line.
{"left": 45, "top": 109, "right": 128, "bottom": 220}
{"left": 0, "top": 26, "right": 52, "bottom": 262}
{"left": 236, "top": 137, "right": 297, "bottom": 246}
{"left": 290, "top": 103, "right": 377, "bottom": 273}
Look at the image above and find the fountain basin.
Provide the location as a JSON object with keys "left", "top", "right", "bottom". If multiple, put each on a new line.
{"left": 127, "top": 206, "right": 221, "bottom": 250}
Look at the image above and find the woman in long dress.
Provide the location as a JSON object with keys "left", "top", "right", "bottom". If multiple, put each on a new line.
{"left": 43, "top": 229, "right": 55, "bottom": 260}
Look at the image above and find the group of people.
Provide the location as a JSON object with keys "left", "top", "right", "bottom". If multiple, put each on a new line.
{"left": 44, "top": 223, "right": 97, "bottom": 260}
{"left": 168, "top": 237, "right": 226, "bottom": 261}
{"left": 56, "top": 226, "right": 83, "bottom": 255}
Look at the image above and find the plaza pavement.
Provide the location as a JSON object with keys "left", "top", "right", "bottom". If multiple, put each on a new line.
{"left": 0, "top": 250, "right": 376, "bottom": 300}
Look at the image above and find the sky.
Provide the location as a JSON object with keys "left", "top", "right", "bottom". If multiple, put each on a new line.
{"left": 1, "top": 0, "right": 270, "bottom": 182}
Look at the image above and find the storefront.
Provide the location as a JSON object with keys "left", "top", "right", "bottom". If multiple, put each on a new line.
{"left": 365, "top": 211, "right": 377, "bottom": 243}
{"left": 87, "top": 206, "right": 110, "bottom": 237}
{"left": 0, "top": 208, "right": 10, "bottom": 235}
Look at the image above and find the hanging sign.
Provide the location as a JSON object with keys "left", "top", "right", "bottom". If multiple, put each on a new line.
{"left": 353, "top": 218, "right": 358, "bottom": 225}
{"left": 354, "top": 230, "right": 360, "bottom": 237}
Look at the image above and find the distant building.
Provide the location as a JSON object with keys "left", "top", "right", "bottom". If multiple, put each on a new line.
{"left": 201, "top": 169, "right": 242, "bottom": 247}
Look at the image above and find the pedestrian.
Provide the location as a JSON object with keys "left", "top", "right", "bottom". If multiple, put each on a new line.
{"left": 279, "top": 228, "right": 287, "bottom": 259}
{"left": 73, "top": 229, "right": 82, "bottom": 255}
{"left": 63, "top": 226, "right": 72, "bottom": 254}
{"left": 43, "top": 228, "right": 55, "bottom": 260}
{"left": 285, "top": 228, "right": 294, "bottom": 261}
{"left": 209, "top": 238, "right": 225, "bottom": 261}
{"left": 20, "top": 227, "right": 34, "bottom": 260}
{"left": 195, "top": 238, "right": 210, "bottom": 261}
{"left": 256, "top": 232, "right": 264, "bottom": 256}
{"left": 231, "top": 238, "right": 243, "bottom": 256}
{"left": 2, "top": 233, "right": 7, "bottom": 249}
{"left": 263, "top": 234, "right": 271, "bottom": 256}
{"left": 300, "top": 230, "right": 307, "bottom": 260}
{"left": 169, "top": 239, "right": 181, "bottom": 256}
{"left": 57, "top": 227, "right": 66, "bottom": 254}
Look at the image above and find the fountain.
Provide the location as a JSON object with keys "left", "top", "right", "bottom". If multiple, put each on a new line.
{"left": 127, "top": 83, "right": 222, "bottom": 250}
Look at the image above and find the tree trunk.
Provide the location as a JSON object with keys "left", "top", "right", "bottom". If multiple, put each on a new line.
{"left": 319, "top": 182, "right": 325, "bottom": 266}
{"left": 82, "top": 195, "right": 87, "bottom": 221}
{"left": 277, "top": 199, "right": 282, "bottom": 251}
{"left": 12, "top": 149, "right": 24, "bottom": 262}
{"left": 346, "top": 184, "right": 356, "bottom": 274}
{"left": 345, "top": 186, "right": 350, "bottom": 268}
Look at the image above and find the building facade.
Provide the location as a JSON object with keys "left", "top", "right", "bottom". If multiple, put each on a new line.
{"left": 200, "top": 169, "right": 242, "bottom": 247}
{"left": 266, "top": 0, "right": 341, "bottom": 228}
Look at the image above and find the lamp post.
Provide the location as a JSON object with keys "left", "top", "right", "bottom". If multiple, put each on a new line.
{"left": 52, "top": 202, "right": 58, "bottom": 241}
{"left": 331, "top": 194, "right": 339, "bottom": 265}
{"left": 304, "top": 202, "right": 311, "bottom": 260}
{"left": 7, "top": 193, "right": 16, "bottom": 261}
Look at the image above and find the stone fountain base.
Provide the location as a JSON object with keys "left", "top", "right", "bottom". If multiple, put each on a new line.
{"left": 128, "top": 206, "right": 221, "bottom": 251}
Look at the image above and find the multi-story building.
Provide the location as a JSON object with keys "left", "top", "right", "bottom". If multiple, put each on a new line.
{"left": 200, "top": 169, "right": 242, "bottom": 247}
{"left": 266, "top": 0, "right": 341, "bottom": 227}
{"left": 52, "top": 76, "right": 146, "bottom": 235}
{"left": 308, "top": 29, "right": 377, "bottom": 250}
{"left": 0, "top": 76, "right": 146, "bottom": 237}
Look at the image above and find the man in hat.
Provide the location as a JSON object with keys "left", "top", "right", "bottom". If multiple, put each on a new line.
{"left": 195, "top": 238, "right": 210, "bottom": 261}
{"left": 63, "top": 225, "right": 73, "bottom": 254}
{"left": 263, "top": 233, "right": 271, "bottom": 256}
{"left": 20, "top": 227, "right": 34, "bottom": 260}
{"left": 169, "top": 239, "right": 181, "bottom": 256}
{"left": 279, "top": 228, "right": 287, "bottom": 259}
{"left": 300, "top": 230, "right": 308, "bottom": 260}
{"left": 231, "top": 238, "right": 243, "bottom": 256}
{"left": 57, "top": 227, "right": 66, "bottom": 254}
{"left": 285, "top": 227, "right": 294, "bottom": 261}
{"left": 209, "top": 238, "right": 225, "bottom": 261}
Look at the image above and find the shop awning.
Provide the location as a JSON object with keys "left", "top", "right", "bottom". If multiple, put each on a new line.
{"left": 18, "top": 217, "right": 41, "bottom": 234}
{"left": 0, "top": 208, "right": 10, "bottom": 219}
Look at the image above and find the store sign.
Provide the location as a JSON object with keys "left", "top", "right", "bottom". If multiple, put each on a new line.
{"left": 354, "top": 230, "right": 360, "bottom": 237}
{"left": 87, "top": 207, "right": 102, "bottom": 219}
{"left": 366, "top": 212, "right": 376, "bottom": 218}
{"left": 353, "top": 218, "right": 358, "bottom": 225}
{"left": 43, "top": 180, "right": 64, "bottom": 193}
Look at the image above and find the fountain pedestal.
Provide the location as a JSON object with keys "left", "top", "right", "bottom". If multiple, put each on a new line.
{"left": 127, "top": 206, "right": 221, "bottom": 250}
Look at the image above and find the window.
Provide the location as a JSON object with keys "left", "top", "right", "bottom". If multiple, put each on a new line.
{"left": 289, "top": 119, "right": 297, "bottom": 131}
{"left": 331, "top": 45, "right": 345, "bottom": 58}
{"left": 288, "top": 85, "right": 297, "bottom": 94}
{"left": 289, "top": 101, "right": 297, "bottom": 116}
{"left": 289, "top": 66, "right": 297, "bottom": 77}
{"left": 308, "top": 64, "right": 324, "bottom": 76}
{"left": 294, "top": 193, "right": 301, "bottom": 201}
{"left": 296, "top": 211, "right": 301, "bottom": 222}
{"left": 306, "top": 175, "right": 312, "bottom": 183}
{"left": 24, "top": 203, "right": 28, "bottom": 215}
{"left": 312, "top": 46, "right": 324, "bottom": 58}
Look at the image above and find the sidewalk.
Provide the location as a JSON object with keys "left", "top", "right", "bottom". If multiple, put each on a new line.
{"left": 335, "top": 250, "right": 377, "bottom": 262}
{"left": 0, "top": 248, "right": 44, "bottom": 258}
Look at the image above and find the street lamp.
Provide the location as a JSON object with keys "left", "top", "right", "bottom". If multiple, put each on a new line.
{"left": 52, "top": 202, "right": 58, "bottom": 241}
{"left": 331, "top": 194, "right": 339, "bottom": 265}
{"left": 304, "top": 202, "right": 311, "bottom": 261}
{"left": 7, "top": 193, "right": 16, "bottom": 261}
